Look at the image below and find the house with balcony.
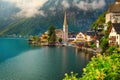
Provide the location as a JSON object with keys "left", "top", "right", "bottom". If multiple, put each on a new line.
{"left": 75, "top": 32, "right": 85, "bottom": 42}
{"left": 108, "top": 23, "right": 120, "bottom": 47}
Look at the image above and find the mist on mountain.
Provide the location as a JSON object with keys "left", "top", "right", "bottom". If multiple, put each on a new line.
{"left": 0, "top": 0, "right": 114, "bottom": 36}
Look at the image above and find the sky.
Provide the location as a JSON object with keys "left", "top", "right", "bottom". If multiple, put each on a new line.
{"left": 1, "top": 0, "right": 107, "bottom": 18}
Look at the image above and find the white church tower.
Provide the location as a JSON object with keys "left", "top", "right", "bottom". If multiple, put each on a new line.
{"left": 63, "top": 11, "right": 68, "bottom": 43}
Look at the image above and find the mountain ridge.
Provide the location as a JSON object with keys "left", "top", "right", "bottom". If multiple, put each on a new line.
{"left": 0, "top": 0, "right": 114, "bottom": 36}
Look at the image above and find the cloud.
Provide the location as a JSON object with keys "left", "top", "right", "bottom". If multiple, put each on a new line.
{"left": 3, "top": 0, "right": 48, "bottom": 17}
{"left": 61, "top": 0, "right": 70, "bottom": 9}
{"left": 73, "top": 0, "right": 106, "bottom": 11}
{"left": 1, "top": 0, "right": 107, "bottom": 17}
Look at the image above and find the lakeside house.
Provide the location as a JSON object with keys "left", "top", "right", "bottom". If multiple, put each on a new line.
{"left": 106, "top": 0, "right": 120, "bottom": 23}
{"left": 85, "top": 31, "right": 96, "bottom": 42}
{"left": 75, "top": 32, "right": 85, "bottom": 42}
{"left": 40, "top": 32, "right": 49, "bottom": 45}
{"left": 108, "top": 23, "right": 120, "bottom": 47}
{"left": 72, "top": 31, "right": 98, "bottom": 47}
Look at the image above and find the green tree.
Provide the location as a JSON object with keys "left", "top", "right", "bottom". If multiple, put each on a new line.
{"left": 100, "top": 34, "right": 109, "bottom": 54}
{"left": 100, "top": 38, "right": 108, "bottom": 54}
{"left": 29, "top": 35, "right": 40, "bottom": 44}
{"left": 91, "top": 12, "right": 106, "bottom": 29}
{"left": 48, "top": 26, "right": 55, "bottom": 37}
{"left": 29, "top": 36, "right": 35, "bottom": 41}
{"left": 107, "top": 46, "right": 117, "bottom": 55}
{"left": 48, "top": 26, "right": 56, "bottom": 44}
{"left": 49, "top": 32, "right": 56, "bottom": 43}
{"left": 58, "top": 38, "right": 62, "bottom": 43}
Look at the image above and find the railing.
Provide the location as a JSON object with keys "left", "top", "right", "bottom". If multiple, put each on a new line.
{"left": 109, "top": 37, "right": 116, "bottom": 41}
{"left": 109, "top": 42, "right": 118, "bottom": 46}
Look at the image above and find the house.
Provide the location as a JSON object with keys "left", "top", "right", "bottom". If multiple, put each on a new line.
{"left": 108, "top": 23, "right": 120, "bottom": 47}
{"left": 106, "top": 0, "right": 120, "bottom": 23}
{"left": 85, "top": 31, "right": 99, "bottom": 47}
{"left": 85, "top": 31, "right": 97, "bottom": 42}
{"left": 75, "top": 32, "right": 85, "bottom": 42}
{"left": 40, "top": 32, "right": 49, "bottom": 45}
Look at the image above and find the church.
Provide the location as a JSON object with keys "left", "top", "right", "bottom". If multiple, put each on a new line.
{"left": 106, "top": 0, "right": 120, "bottom": 23}
{"left": 55, "top": 12, "right": 68, "bottom": 43}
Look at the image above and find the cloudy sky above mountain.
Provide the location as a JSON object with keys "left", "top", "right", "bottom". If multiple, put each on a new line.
{"left": 1, "top": 0, "right": 107, "bottom": 18}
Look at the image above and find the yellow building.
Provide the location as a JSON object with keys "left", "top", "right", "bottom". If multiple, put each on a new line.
{"left": 40, "top": 32, "right": 49, "bottom": 45}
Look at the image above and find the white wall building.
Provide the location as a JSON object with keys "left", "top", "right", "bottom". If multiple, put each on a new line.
{"left": 106, "top": 0, "right": 120, "bottom": 23}
{"left": 75, "top": 32, "right": 85, "bottom": 42}
{"left": 108, "top": 23, "right": 120, "bottom": 47}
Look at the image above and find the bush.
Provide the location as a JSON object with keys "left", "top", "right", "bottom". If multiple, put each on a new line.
{"left": 63, "top": 53, "right": 120, "bottom": 80}
{"left": 58, "top": 38, "right": 62, "bottom": 43}
{"left": 107, "top": 46, "right": 117, "bottom": 55}
{"left": 63, "top": 72, "right": 78, "bottom": 80}
{"left": 100, "top": 37, "right": 108, "bottom": 54}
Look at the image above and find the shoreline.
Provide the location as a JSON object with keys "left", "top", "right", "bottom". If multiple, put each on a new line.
{"left": 29, "top": 41, "right": 99, "bottom": 54}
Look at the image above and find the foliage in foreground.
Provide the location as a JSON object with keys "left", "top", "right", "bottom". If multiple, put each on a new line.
{"left": 63, "top": 53, "right": 120, "bottom": 80}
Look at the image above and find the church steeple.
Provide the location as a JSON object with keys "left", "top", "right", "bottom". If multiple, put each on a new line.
{"left": 63, "top": 11, "right": 68, "bottom": 27}
{"left": 63, "top": 11, "right": 68, "bottom": 42}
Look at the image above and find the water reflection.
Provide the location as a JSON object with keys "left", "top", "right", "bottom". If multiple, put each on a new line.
{"left": 0, "top": 38, "right": 94, "bottom": 80}
{"left": 62, "top": 47, "right": 68, "bottom": 73}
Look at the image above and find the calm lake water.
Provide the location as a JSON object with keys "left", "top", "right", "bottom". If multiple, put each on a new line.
{"left": 0, "top": 38, "right": 94, "bottom": 80}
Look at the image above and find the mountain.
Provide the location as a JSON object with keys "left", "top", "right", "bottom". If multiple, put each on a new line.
{"left": 0, "top": 0, "right": 115, "bottom": 36}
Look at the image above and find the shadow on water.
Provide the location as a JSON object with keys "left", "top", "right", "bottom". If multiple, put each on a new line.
{"left": 0, "top": 38, "right": 37, "bottom": 64}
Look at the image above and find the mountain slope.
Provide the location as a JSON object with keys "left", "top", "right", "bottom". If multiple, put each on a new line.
{"left": 0, "top": 0, "right": 115, "bottom": 36}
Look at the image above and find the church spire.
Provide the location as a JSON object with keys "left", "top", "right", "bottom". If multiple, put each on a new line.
{"left": 63, "top": 11, "right": 68, "bottom": 42}
{"left": 63, "top": 11, "right": 68, "bottom": 27}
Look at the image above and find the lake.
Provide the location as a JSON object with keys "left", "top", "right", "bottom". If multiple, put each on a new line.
{"left": 0, "top": 38, "right": 94, "bottom": 80}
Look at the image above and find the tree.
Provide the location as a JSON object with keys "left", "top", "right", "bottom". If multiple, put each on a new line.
{"left": 29, "top": 35, "right": 40, "bottom": 44}
{"left": 49, "top": 32, "right": 56, "bottom": 43}
{"left": 48, "top": 26, "right": 55, "bottom": 37}
{"left": 100, "top": 34, "right": 109, "bottom": 54}
{"left": 100, "top": 38, "right": 108, "bottom": 54}
{"left": 48, "top": 26, "right": 56, "bottom": 44}
{"left": 58, "top": 38, "right": 62, "bottom": 43}
{"left": 107, "top": 46, "right": 117, "bottom": 55}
